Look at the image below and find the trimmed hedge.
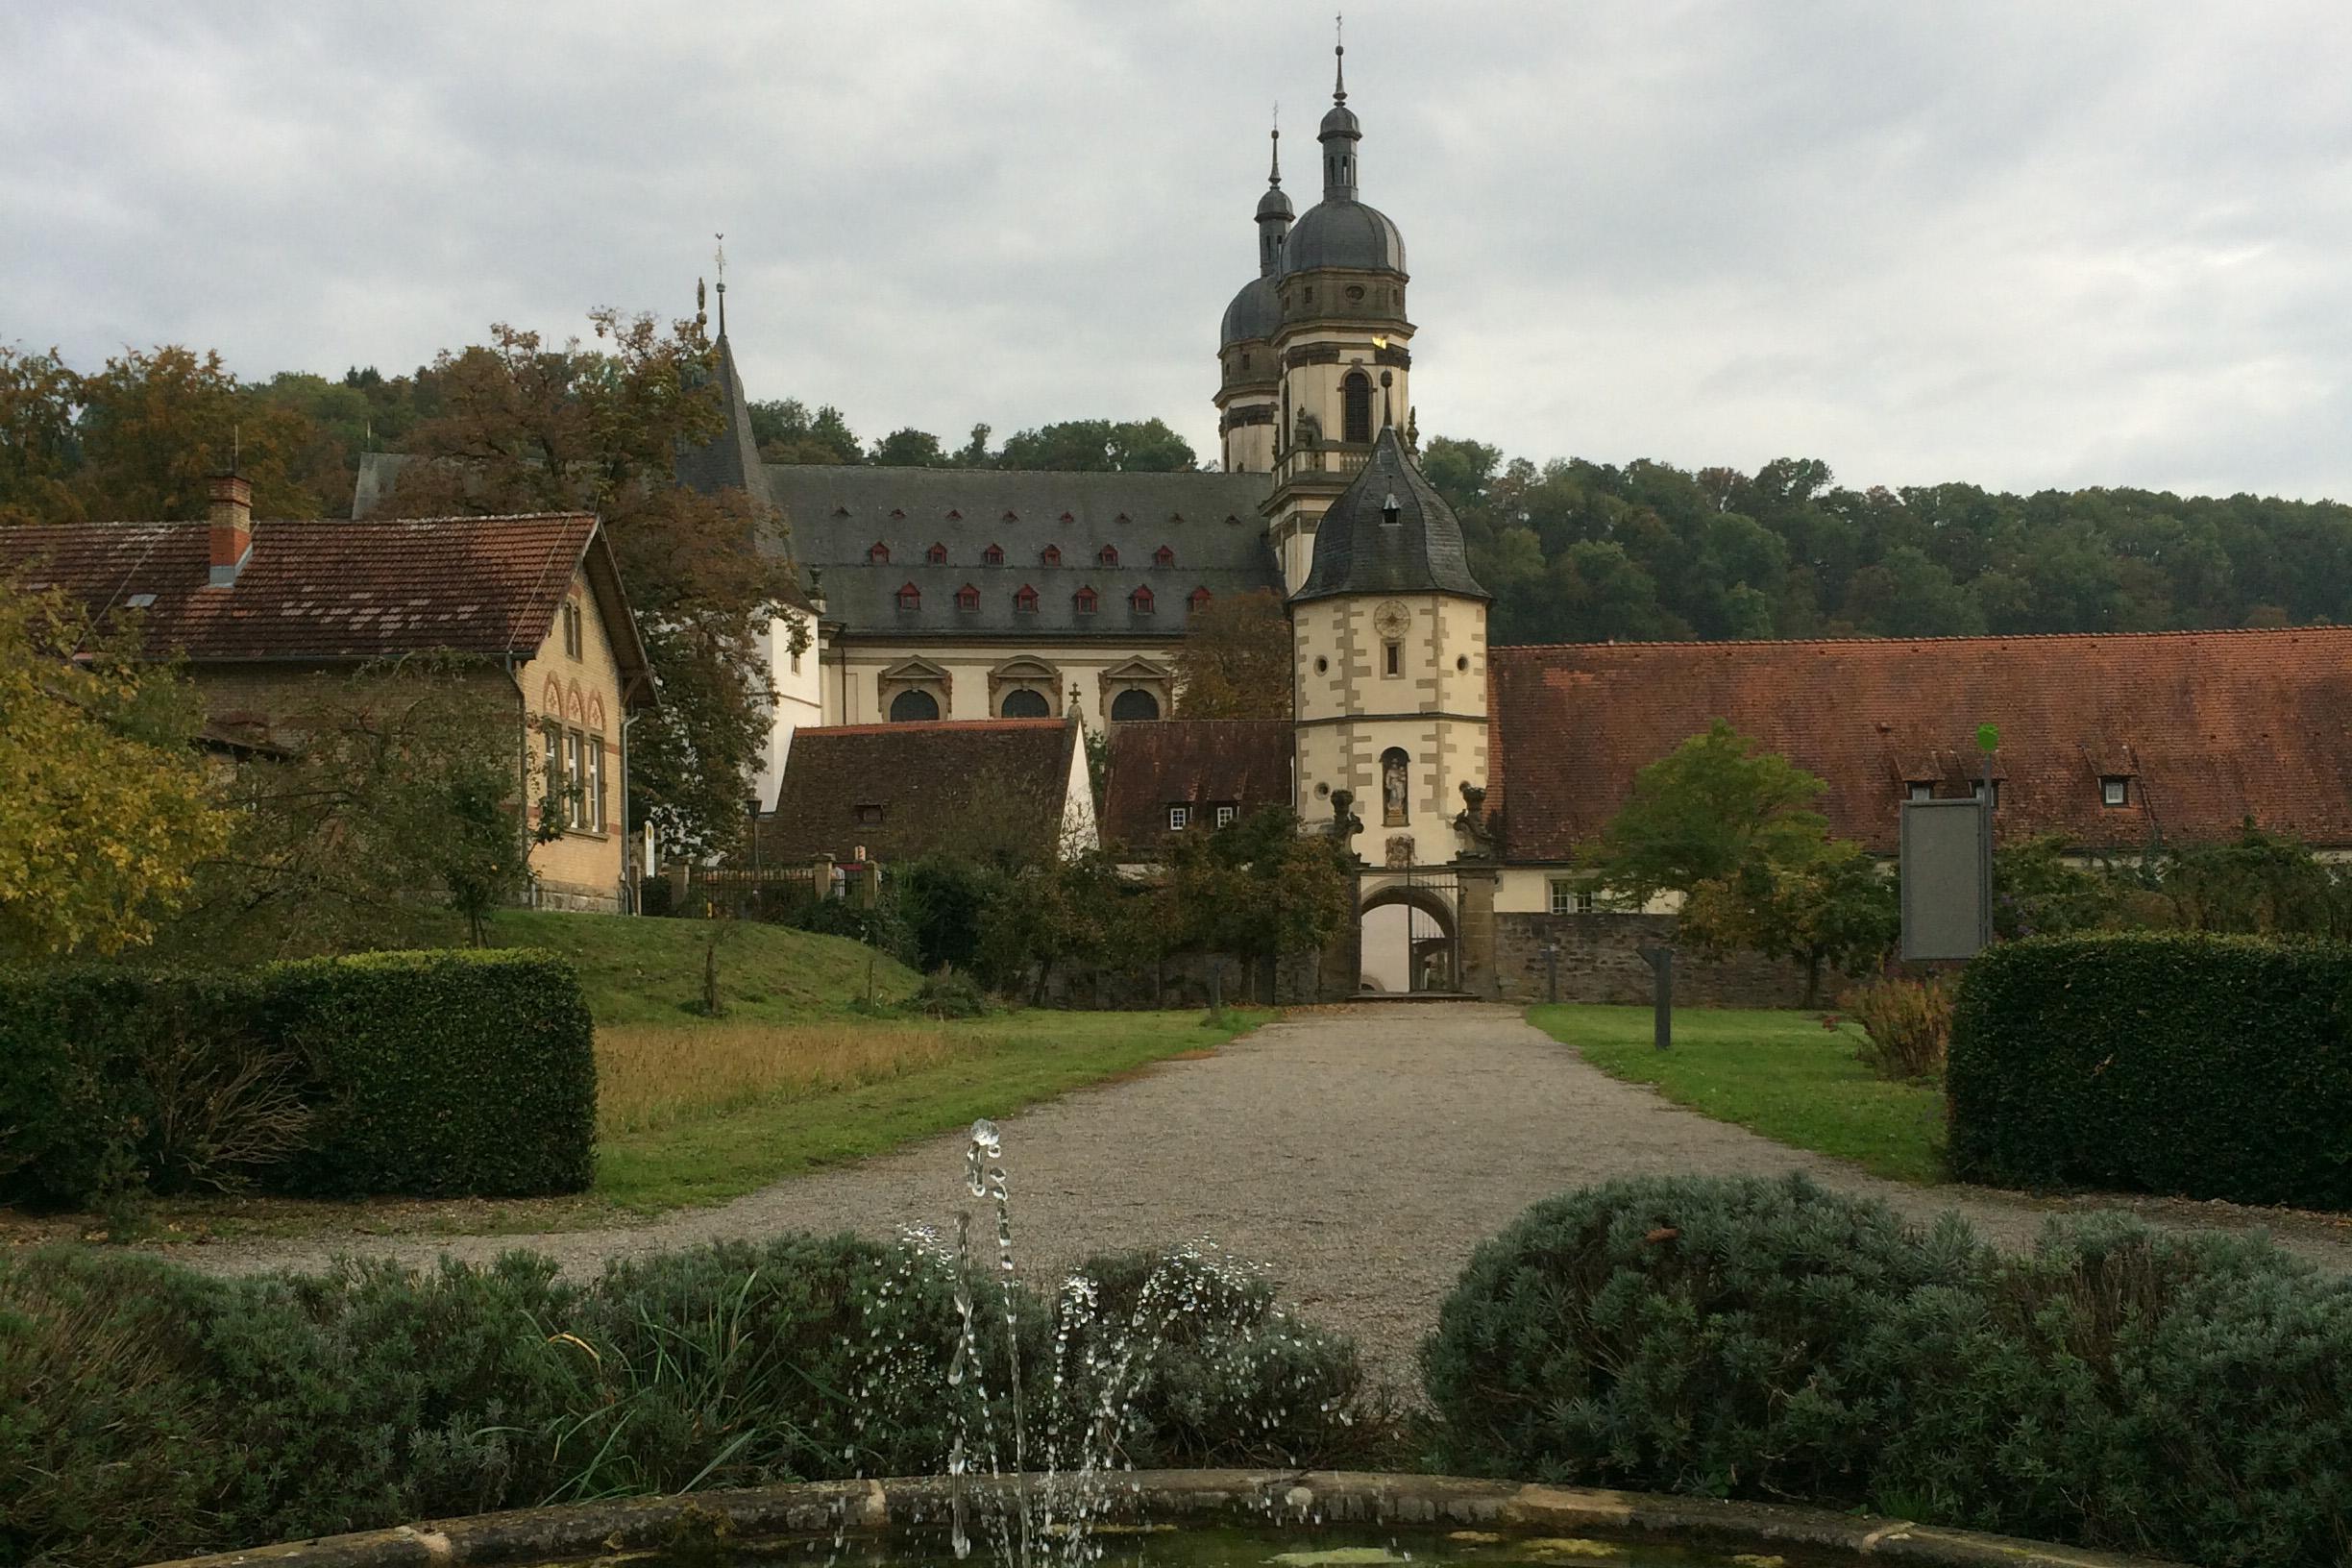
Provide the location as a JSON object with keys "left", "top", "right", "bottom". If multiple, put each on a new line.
{"left": 0, "top": 1235, "right": 1386, "bottom": 1568}
{"left": 1423, "top": 1174, "right": 2352, "bottom": 1568}
{"left": 0, "top": 948, "right": 595, "bottom": 1206}
{"left": 1948, "top": 932, "right": 2352, "bottom": 1206}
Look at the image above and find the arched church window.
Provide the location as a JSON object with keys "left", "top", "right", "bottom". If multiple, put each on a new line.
{"left": 1381, "top": 748, "right": 1410, "bottom": 826}
{"left": 890, "top": 689, "right": 940, "bottom": 723}
{"left": 1014, "top": 584, "right": 1040, "bottom": 614}
{"left": 926, "top": 542, "right": 947, "bottom": 564}
{"left": 999, "top": 688, "right": 1050, "bottom": 719}
{"left": 1342, "top": 372, "right": 1373, "bottom": 444}
{"left": 894, "top": 582, "right": 920, "bottom": 612}
{"left": 1111, "top": 688, "right": 1161, "bottom": 723}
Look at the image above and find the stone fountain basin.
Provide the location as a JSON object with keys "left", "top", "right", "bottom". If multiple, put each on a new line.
{"left": 146, "top": 1470, "right": 2183, "bottom": 1568}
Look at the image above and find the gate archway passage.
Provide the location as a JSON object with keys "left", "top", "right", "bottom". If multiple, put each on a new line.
{"left": 1357, "top": 867, "right": 1462, "bottom": 994}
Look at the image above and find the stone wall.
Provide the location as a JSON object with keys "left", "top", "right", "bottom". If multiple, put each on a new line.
{"left": 1040, "top": 948, "right": 1323, "bottom": 1010}
{"left": 1494, "top": 912, "right": 1838, "bottom": 1008}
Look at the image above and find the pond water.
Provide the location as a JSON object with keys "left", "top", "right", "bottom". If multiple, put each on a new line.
{"left": 719, "top": 1524, "right": 1812, "bottom": 1568}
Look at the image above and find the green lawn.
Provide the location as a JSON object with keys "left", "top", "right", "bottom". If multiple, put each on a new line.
{"left": 430, "top": 908, "right": 924, "bottom": 1024}
{"left": 1528, "top": 1003, "right": 1948, "bottom": 1184}
{"left": 596, "top": 1008, "right": 1269, "bottom": 1213}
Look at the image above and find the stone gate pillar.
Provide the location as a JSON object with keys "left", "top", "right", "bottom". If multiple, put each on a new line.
{"left": 1321, "top": 870, "right": 1365, "bottom": 1001}
{"left": 1456, "top": 864, "right": 1500, "bottom": 999}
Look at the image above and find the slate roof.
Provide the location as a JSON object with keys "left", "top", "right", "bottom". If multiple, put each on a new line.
{"left": 0, "top": 514, "right": 651, "bottom": 695}
{"left": 1285, "top": 197, "right": 1408, "bottom": 275}
{"left": 674, "top": 332, "right": 775, "bottom": 512}
{"left": 1487, "top": 627, "right": 2352, "bottom": 860}
{"left": 1293, "top": 427, "right": 1487, "bottom": 603}
{"left": 759, "top": 719, "right": 1082, "bottom": 863}
{"left": 1101, "top": 719, "right": 1294, "bottom": 852}
{"left": 767, "top": 464, "right": 1279, "bottom": 639}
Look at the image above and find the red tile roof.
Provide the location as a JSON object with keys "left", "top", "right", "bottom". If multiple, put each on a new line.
{"left": 0, "top": 515, "right": 649, "bottom": 692}
{"left": 1101, "top": 720, "right": 1294, "bottom": 851}
{"left": 1489, "top": 628, "right": 2352, "bottom": 859}
{"left": 760, "top": 720, "right": 1082, "bottom": 864}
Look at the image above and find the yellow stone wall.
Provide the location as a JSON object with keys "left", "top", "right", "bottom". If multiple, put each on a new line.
{"left": 516, "top": 564, "right": 632, "bottom": 909}
{"left": 820, "top": 638, "right": 1186, "bottom": 727}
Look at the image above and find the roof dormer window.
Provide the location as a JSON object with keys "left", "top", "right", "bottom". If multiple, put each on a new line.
{"left": 1014, "top": 584, "right": 1040, "bottom": 614}
{"left": 2101, "top": 776, "right": 2130, "bottom": 807}
{"left": 1155, "top": 545, "right": 1175, "bottom": 567}
{"left": 955, "top": 582, "right": 980, "bottom": 611}
{"left": 894, "top": 581, "right": 920, "bottom": 611}
{"left": 1099, "top": 545, "right": 1119, "bottom": 567}
{"left": 1041, "top": 544, "right": 1062, "bottom": 567}
{"left": 1074, "top": 586, "right": 1098, "bottom": 615}
{"left": 1131, "top": 585, "right": 1155, "bottom": 614}
{"left": 1188, "top": 587, "right": 1213, "bottom": 610}
{"left": 983, "top": 543, "right": 1005, "bottom": 566}
{"left": 870, "top": 542, "right": 891, "bottom": 565}
{"left": 926, "top": 542, "right": 947, "bottom": 565}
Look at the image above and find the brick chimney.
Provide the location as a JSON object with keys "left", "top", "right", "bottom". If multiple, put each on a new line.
{"left": 207, "top": 473, "right": 253, "bottom": 587}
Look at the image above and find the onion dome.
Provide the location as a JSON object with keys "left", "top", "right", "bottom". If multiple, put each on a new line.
{"left": 1221, "top": 276, "right": 1283, "bottom": 347}
{"left": 1285, "top": 36, "right": 1407, "bottom": 276}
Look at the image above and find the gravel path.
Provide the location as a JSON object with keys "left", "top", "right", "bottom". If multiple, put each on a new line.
{"left": 154, "top": 1003, "right": 2352, "bottom": 1388}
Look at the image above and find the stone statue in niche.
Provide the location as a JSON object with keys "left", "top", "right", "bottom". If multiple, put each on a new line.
{"left": 1384, "top": 835, "right": 1414, "bottom": 870}
{"left": 1381, "top": 748, "right": 1409, "bottom": 826}
{"left": 1453, "top": 781, "right": 1498, "bottom": 858}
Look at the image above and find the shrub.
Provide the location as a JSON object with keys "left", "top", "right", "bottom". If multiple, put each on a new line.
{"left": 0, "top": 1234, "right": 1390, "bottom": 1568}
{"left": 906, "top": 967, "right": 989, "bottom": 1018}
{"left": 1840, "top": 973, "right": 1953, "bottom": 1080}
{"left": 1948, "top": 932, "right": 2352, "bottom": 1206}
{"left": 0, "top": 948, "right": 595, "bottom": 1207}
{"left": 1424, "top": 1176, "right": 2352, "bottom": 1568}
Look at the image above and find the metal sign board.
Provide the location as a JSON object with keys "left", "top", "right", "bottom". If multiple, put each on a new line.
{"left": 1900, "top": 798, "right": 1991, "bottom": 961}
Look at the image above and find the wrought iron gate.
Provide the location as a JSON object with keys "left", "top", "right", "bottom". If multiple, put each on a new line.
{"left": 1401, "top": 865, "right": 1462, "bottom": 992}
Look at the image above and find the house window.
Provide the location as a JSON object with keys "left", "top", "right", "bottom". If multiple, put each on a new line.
{"left": 1189, "top": 587, "right": 1213, "bottom": 611}
{"left": 1168, "top": 805, "right": 1190, "bottom": 832}
{"left": 1041, "top": 545, "right": 1062, "bottom": 567}
{"left": 895, "top": 582, "right": 921, "bottom": 611}
{"left": 1214, "top": 804, "right": 1237, "bottom": 828}
{"left": 586, "top": 736, "right": 605, "bottom": 833}
{"left": 1549, "top": 880, "right": 1596, "bottom": 916}
{"left": 1906, "top": 782, "right": 1933, "bottom": 803}
{"left": 983, "top": 543, "right": 1005, "bottom": 566}
{"left": 926, "top": 542, "right": 948, "bottom": 564}
{"left": 956, "top": 583, "right": 980, "bottom": 611}
{"left": 1342, "top": 370, "right": 1373, "bottom": 443}
{"left": 562, "top": 600, "right": 582, "bottom": 658}
{"left": 1155, "top": 545, "right": 1175, "bottom": 567}
{"left": 1384, "top": 642, "right": 1402, "bottom": 676}
{"left": 2102, "top": 776, "right": 2130, "bottom": 807}
{"left": 869, "top": 542, "right": 891, "bottom": 565}
{"left": 1131, "top": 586, "right": 1155, "bottom": 614}
{"left": 1971, "top": 779, "right": 2000, "bottom": 809}
{"left": 1099, "top": 544, "right": 1119, "bottom": 567}
{"left": 1014, "top": 584, "right": 1040, "bottom": 614}
{"left": 541, "top": 720, "right": 562, "bottom": 821}
{"left": 563, "top": 731, "right": 584, "bottom": 829}
{"left": 857, "top": 803, "right": 884, "bottom": 825}
{"left": 1074, "top": 586, "right": 1098, "bottom": 615}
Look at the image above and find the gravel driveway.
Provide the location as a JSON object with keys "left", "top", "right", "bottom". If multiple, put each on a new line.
{"left": 156, "top": 1002, "right": 2352, "bottom": 1388}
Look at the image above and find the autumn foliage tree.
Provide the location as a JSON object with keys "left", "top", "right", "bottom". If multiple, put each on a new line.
{"left": 379, "top": 311, "right": 802, "bottom": 856}
{"left": 0, "top": 585, "right": 230, "bottom": 957}
{"left": 1172, "top": 587, "right": 1292, "bottom": 719}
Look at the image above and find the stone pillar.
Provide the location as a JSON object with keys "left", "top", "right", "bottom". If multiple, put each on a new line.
{"left": 1321, "top": 871, "right": 1365, "bottom": 1001}
{"left": 1456, "top": 864, "right": 1500, "bottom": 999}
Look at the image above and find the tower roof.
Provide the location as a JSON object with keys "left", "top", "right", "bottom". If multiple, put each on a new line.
{"left": 674, "top": 328, "right": 774, "bottom": 513}
{"left": 1220, "top": 274, "right": 1283, "bottom": 346}
{"left": 1284, "top": 199, "right": 1407, "bottom": 274}
{"left": 1292, "top": 427, "right": 1488, "bottom": 603}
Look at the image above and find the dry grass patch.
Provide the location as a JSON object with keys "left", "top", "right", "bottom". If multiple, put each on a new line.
{"left": 597, "top": 1020, "right": 954, "bottom": 1138}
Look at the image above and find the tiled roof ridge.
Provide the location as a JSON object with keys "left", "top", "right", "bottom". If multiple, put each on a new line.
{"left": 36, "top": 510, "right": 599, "bottom": 530}
{"left": 1494, "top": 624, "right": 2352, "bottom": 654}
{"left": 809, "top": 718, "right": 1072, "bottom": 738}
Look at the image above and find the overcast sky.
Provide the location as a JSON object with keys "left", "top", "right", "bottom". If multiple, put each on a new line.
{"left": 6, "top": 2, "right": 2349, "bottom": 501}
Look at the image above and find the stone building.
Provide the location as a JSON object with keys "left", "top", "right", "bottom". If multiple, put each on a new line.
{"left": 2, "top": 478, "right": 655, "bottom": 912}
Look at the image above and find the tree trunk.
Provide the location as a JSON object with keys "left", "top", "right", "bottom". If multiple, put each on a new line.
{"left": 1802, "top": 947, "right": 1823, "bottom": 1009}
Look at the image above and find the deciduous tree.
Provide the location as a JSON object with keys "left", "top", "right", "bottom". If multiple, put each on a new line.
{"left": 1580, "top": 720, "right": 1831, "bottom": 906}
{"left": 1172, "top": 587, "right": 1291, "bottom": 719}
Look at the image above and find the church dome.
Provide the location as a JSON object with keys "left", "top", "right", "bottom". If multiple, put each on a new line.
{"left": 1220, "top": 274, "right": 1282, "bottom": 347}
{"left": 1284, "top": 198, "right": 1407, "bottom": 276}
{"left": 1319, "top": 100, "right": 1360, "bottom": 139}
{"left": 1257, "top": 182, "right": 1295, "bottom": 222}
{"left": 1293, "top": 427, "right": 1488, "bottom": 604}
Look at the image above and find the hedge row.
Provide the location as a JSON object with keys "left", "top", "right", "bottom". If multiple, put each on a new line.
{"left": 0, "top": 948, "right": 595, "bottom": 1207}
{"left": 1948, "top": 931, "right": 2352, "bottom": 1206}
{"left": 1423, "top": 1174, "right": 2352, "bottom": 1568}
{"left": 0, "top": 1235, "right": 1385, "bottom": 1568}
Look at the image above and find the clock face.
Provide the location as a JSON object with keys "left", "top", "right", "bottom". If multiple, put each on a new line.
{"left": 1374, "top": 602, "right": 1410, "bottom": 640}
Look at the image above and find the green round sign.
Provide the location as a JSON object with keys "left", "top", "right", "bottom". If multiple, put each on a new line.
{"left": 1976, "top": 723, "right": 2000, "bottom": 753}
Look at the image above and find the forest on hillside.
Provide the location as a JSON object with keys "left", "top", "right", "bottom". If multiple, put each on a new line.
{"left": 8, "top": 334, "right": 2351, "bottom": 646}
